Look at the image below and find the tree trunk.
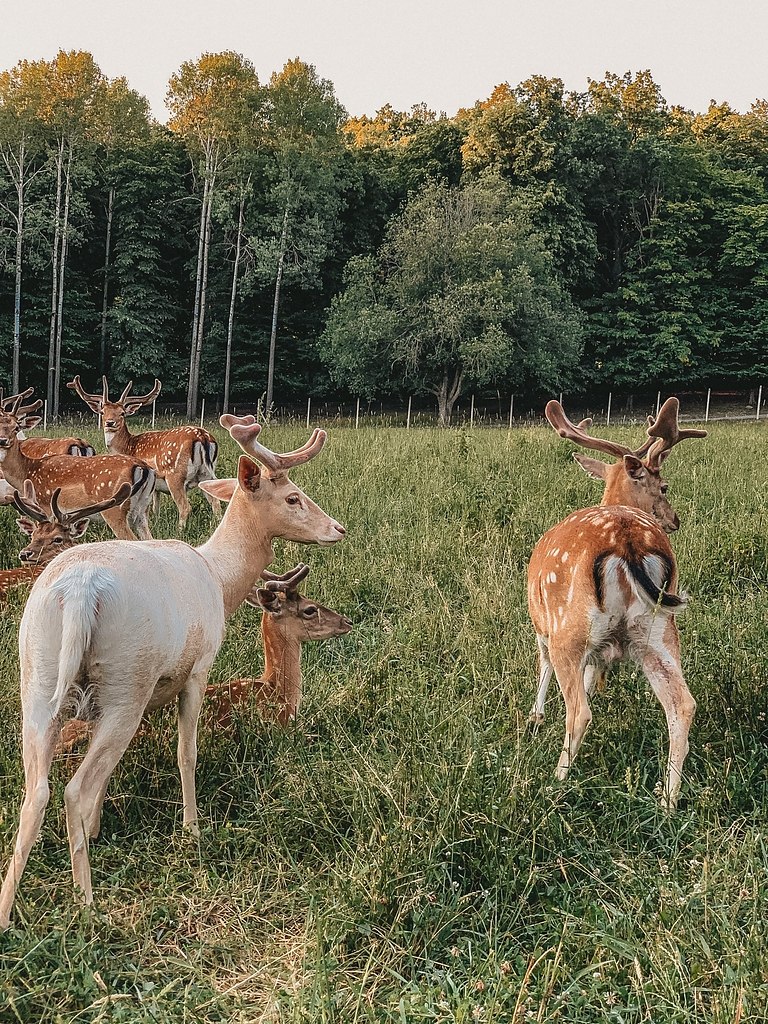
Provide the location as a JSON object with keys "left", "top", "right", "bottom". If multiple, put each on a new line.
{"left": 266, "top": 197, "right": 290, "bottom": 413}
{"left": 190, "top": 178, "right": 214, "bottom": 417}
{"left": 53, "top": 143, "right": 73, "bottom": 419}
{"left": 224, "top": 192, "right": 246, "bottom": 414}
{"left": 11, "top": 139, "right": 25, "bottom": 393}
{"left": 435, "top": 367, "right": 463, "bottom": 427}
{"left": 187, "top": 172, "right": 209, "bottom": 418}
{"left": 46, "top": 138, "right": 64, "bottom": 413}
{"left": 100, "top": 184, "right": 115, "bottom": 375}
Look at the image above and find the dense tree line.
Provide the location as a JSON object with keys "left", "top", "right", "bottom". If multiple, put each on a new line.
{"left": 0, "top": 52, "right": 766, "bottom": 422}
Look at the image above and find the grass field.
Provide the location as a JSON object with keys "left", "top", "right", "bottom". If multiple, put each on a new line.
{"left": 0, "top": 419, "right": 766, "bottom": 1022}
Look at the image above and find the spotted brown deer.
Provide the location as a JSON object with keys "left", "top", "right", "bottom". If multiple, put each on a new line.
{"left": 68, "top": 376, "right": 219, "bottom": 528}
{"left": 527, "top": 398, "right": 706, "bottom": 811}
{"left": 0, "top": 388, "right": 95, "bottom": 458}
{"left": 0, "top": 480, "right": 132, "bottom": 603}
{"left": 207, "top": 563, "right": 353, "bottom": 727}
{"left": 0, "top": 416, "right": 346, "bottom": 927}
{"left": 0, "top": 397, "right": 155, "bottom": 540}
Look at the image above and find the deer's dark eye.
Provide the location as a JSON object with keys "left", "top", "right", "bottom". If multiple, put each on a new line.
{"left": 286, "top": 495, "right": 300, "bottom": 506}
{"left": 303, "top": 606, "right": 318, "bottom": 617}
{"left": 53, "top": 537, "right": 64, "bottom": 544}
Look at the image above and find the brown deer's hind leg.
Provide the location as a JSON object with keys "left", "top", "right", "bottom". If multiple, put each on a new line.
{"left": 551, "top": 650, "right": 593, "bottom": 781}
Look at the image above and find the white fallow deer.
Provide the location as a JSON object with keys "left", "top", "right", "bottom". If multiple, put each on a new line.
{"left": 0, "top": 393, "right": 155, "bottom": 540}
{"left": 1, "top": 388, "right": 95, "bottom": 458}
{"left": 206, "top": 563, "right": 353, "bottom": 728}
{"left": 0, "top": 416, "right": 345, "bottom": 929}
{"left": 68, "top": 376, "right": 219, "bottom": 528}
{"left": 0, "top": 481, "right": 132, "bottom": 603}
{"left": 527, "top": 398, "right": 706, "bottom": 811}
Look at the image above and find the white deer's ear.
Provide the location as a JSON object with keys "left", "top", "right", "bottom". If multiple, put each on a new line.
{"left": 573, "top": 453, "right": 608, "bottom": 480}
{"left": 198, "top": 478, "right": 237, "bottom": 502}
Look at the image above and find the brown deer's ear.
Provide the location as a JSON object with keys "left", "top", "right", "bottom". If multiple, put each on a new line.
{"left": 573, "top": 453, "right": 609, "bottom": 480}
{"left": 67, "top": 520, "right": 90, "bottom": 540}
{"left": 16, "top": 518, "right": 35, "bottom": 537}
{"left": 18, "top": 415, "right": 42, "bottom": 432}
{"left": 237, "top": 456, "right": 261, "bottom": 493}
{"left": 623, "top": 455, "right": 646, "bottom": 480}
{"left": 249, "top": 588, "right": 281, "bottom": 612}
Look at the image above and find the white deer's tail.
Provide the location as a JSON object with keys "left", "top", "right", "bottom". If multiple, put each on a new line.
{"left": 49, "top": 567, "right": 118, "bottom": 717}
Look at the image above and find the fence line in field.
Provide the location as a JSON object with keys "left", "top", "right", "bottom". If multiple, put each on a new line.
{"left": 45, "top": 384, "right": 767, "bottom": 432}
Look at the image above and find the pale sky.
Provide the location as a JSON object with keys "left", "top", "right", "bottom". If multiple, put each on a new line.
{"left": 4, "top": 0, "right": 767, "bottom": 122}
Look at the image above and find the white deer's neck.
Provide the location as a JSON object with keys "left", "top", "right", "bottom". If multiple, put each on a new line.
{"left": 197, "top": 492, "right": 275, "bottom": 617}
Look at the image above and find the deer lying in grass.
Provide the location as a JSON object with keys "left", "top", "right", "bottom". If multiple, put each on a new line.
{"left": 0, "top": 416, "right": 345, "bottom": 928}
{"left": 0, "top": 481, "right": 132, "bottom": 603}
{"left": 2, "top": 388, "right": 94, "bottom": 457}
{"left": 207, "top": 563, "right": 353, "bottom": 728}
{"left": 527, "top": 398, "right": 706, "bottom": 811}
{"left": 68, "top": 376, "right": 219, "bottom": 528}
{"left": 58, "top": 564, "right": 353, "bottom": 750}
{"left": 0, "top": 392, "right": 155, "bottom": 540}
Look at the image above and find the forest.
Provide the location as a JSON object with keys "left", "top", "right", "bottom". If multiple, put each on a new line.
{"left": 1, "top": 50, "right": 767, "bottom": 423}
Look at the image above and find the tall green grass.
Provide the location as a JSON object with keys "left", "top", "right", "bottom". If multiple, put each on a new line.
{"left": 0, "top": 421, "right": 766, "bottom": 1022}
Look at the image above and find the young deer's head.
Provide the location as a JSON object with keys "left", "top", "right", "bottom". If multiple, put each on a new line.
{"left": 249, "top": 563, "right": 353, "bottom": 640}
{"left": 68, "top": 376, "right": 161, "bottom": 441}
{"left": 13, "top": 479, "right": 132, "bottom": 565}
{"left": 547, "top": 399, "right": 706, "bottom": 533}
{"left": 201, "top": 416, "right": 346, "bottom": 546}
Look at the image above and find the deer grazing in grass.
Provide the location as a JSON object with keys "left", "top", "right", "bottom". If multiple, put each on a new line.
{"left": 0, "top": 481, "right": 132, "bottom": 603}
{"left": 0, "top": 394, "right": 155, "bottom": 540}
{"left": 1, "top": 388, "right": 95, "bottom": 458}
{"left": 527, "top": 398, "right": 706, "bottom": 811}
{"left": 0, "top": 415, "right": 345, "bottom": 928}
{"left": 207, "top": 563, "right": 353, "bottom": 728}
{"left": 68, "top": 376, "right": 219, "bottom": 528}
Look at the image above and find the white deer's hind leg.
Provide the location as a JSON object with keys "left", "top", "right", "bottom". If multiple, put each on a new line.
{"left": 0, "top": 708, "right": 58, "bottom": 930}
{"left": 528, "top": 635, "right": 553, "bottom": 725}
{"left": 64, "top": 707, "right": 146, "bottom": 904}
{"left": 176, "top": 669, "right": 208, "bottom": 836}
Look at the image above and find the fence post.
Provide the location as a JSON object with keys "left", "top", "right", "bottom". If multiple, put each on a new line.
{"left": 200, "top": 398, "right": 205, "bottom": 428}
{"left": 43, "top": 400, "right": 47, "bottom": 431}
{"left": 305, "top": 396, "right": 311, "bottom": 428}
{"left": 355, "top": 396, "right": 360, "bottom": 429}
{"left": 606, "top": 391, "right": 612, "bottom": 427}
{"left": 406, "top": 396, "right": 412, "bottom": 429}
{"left": 470, "top": 393, "right": 475, "bottom": 427}
{"left": 656, "top": 391, "right": 661, "bottom": 417}
{"left": 508, "top": 394, "right": 514, "bottom": 429}
{"left": 152, "top": 399, "right": 156, "bottom": 429}
{"left": 757, "top": 385, "right": 763, "bottom": 421}
{"left": 705, "top": 388, "right": 711, "bottom": 423}
{"left": 559, "top": 392, "right": 563, "bottom": 406}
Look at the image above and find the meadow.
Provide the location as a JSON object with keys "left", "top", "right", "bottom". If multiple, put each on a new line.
{"left": 0, "top": 418, "right": 766, "bottom": 1023}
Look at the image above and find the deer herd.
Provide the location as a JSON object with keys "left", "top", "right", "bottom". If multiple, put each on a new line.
{"left": 0, "top": 380, "right": 712, "bottom": 929}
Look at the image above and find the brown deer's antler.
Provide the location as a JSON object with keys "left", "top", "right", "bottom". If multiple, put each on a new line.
{"left": 12, "top": 480, "right": 50, "bottom": 523}
{"left": 261, "top": 563, "right": 311, "bottom": 593}
{"left": 645, "top": 398, "right": 707, "bottom": 469}
{"left": 119, "top": 379, "right": 162, "bottom": 407}
{"left": 1, "top": 388, "right": 42, "bottom": 419}
{"left": 50, "top": 482, "right": 133, "bottom": 528}
{"left": 545, "top": 401, "right": 653, "bottom": 461}
{"left": 68, "top": 376, "right": 104, "bottom": 410}
{"left": 220, "top": 415, "right": 327, "bottom": 475}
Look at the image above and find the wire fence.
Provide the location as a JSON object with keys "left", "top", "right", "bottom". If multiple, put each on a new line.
{"left": 46, "top": 385, "right": 766, "bottom": 432}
